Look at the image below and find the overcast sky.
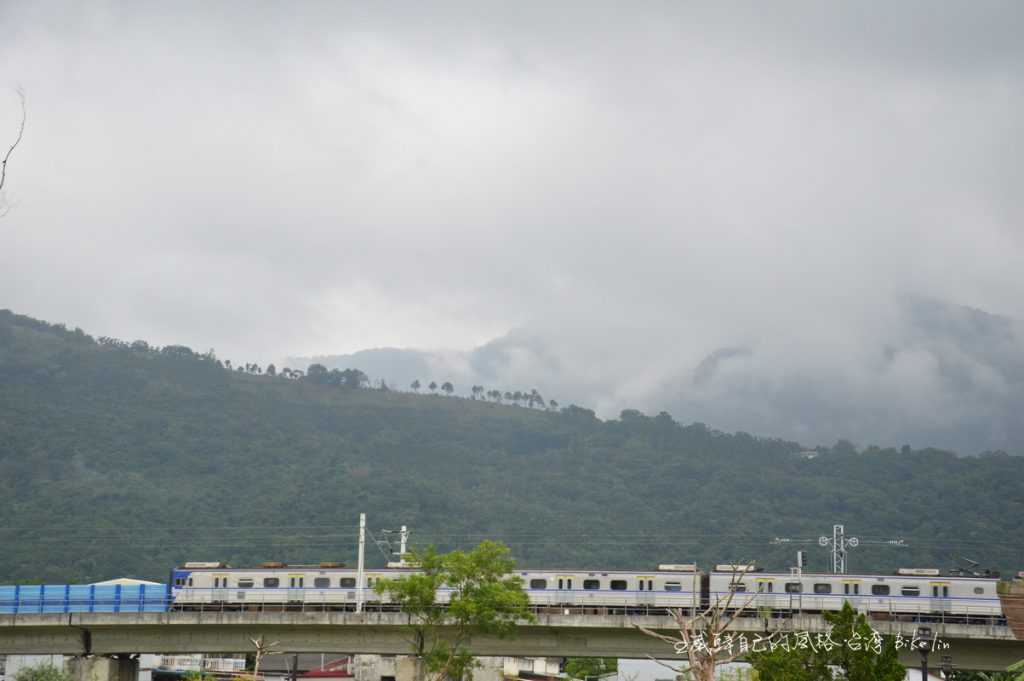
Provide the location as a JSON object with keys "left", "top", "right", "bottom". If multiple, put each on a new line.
{"left": 2, "top": 2, "right": 1023, "bottom": 450}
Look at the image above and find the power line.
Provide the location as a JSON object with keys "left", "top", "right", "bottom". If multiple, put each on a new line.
{"left": 773, "top": 524, "right": 907, "bottom": 574}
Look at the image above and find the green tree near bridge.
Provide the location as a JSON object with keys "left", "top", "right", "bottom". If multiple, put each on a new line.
{"left": 13, "top": 664, "right": 70, "bottom": 681}
{"left": 747, "top": 601, "right": 904, "bottom": 681}
{"left": 564, "top": 657, "right": 618, "bottom": 681}
{"left": 953, "top": 659, "right": 1024, "bottom": 680}
{"left": 373, "top": 540, "right": 535, "bottom": 681}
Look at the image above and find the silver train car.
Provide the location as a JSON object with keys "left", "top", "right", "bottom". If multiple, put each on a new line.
{"left": 707, "top": 565, "right": 1002, "bottom": 620}
{"left": 169, "top": 562, "right": 702, "bottom": 611}
{"left": 516, "top": 565, "right": 701, "bottom": 610}
{"left": 170, "top": 563, "right": 418, "bottom": 609}
{"left": 170, "top": 561, "right": 1005, "bottom": 621}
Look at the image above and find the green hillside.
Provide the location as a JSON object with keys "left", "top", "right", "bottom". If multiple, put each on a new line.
{"left": 0, "top": 309, "right": 1021, "bottom": 584}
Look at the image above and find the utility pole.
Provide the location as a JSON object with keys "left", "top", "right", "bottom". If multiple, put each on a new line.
{"left": 382, "top": 525, "right": 412, "bottom": 567}
{"left": 356, "top": 513, "right": 366, "bottom": 613}
{"left": 786, "top": 550, "right": 806, "bottom": 613}
{"left": 819, "top": 524, "right": 859, "bottom": 574}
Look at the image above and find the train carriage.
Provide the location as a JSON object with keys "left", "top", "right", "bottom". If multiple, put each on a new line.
{"left": 171, "top": 563, "right": 420, "bottom": 610}
{"left": 517, "top": 564, "right": 701, "bottom": 611}
{"left": 707, "top": 566, "right": 1002, "bottom": 620}
{"left": 170, "top": 561, "right": 1004, "bottom": 624}
{"left": 170, "top": 562, "right": 701, "bottom": 612}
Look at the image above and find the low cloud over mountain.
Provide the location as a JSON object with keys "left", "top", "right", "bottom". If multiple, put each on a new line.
{"left": 4, "top": 3, "right": 1022, "bottom": 459}
{"left": 294, "top": 297, "right": 1024, "bottom": 456}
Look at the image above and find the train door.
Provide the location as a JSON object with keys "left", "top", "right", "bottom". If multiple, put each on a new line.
{"left": 637, "top": 576, "right": 655, "bottom": 607}
{"left": 211, "top": 574, "right": 229, "bottom": 602}
{"left": 365, "top": 574, "right": 383, "bottom": 603}
{"left": 929, "top": 582, "right": 951, "bottom": 614}
{"left": 288, "top": 574, "right": 305, "bottom": 603}
{"left": 556, "top": 576, "right": 575, "bottom": 605}
{"left": 756, "top": 578, "right": 774, "bottom": 612}
{"left": 842, "top": 580, "right": 864, "bottom": 611}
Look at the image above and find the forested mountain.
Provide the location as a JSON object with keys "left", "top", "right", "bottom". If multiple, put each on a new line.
{"left": 1, "top": 308, "right": 1022, "bottom": 584}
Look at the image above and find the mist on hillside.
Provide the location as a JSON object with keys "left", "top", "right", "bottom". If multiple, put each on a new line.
{"left": 293, "top": 296, "right": 1024, "bottom": 455}
{"left": 2, "top": 3, "right": 1022, "bottom": 455}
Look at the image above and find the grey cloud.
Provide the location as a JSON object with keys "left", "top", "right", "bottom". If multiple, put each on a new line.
{"left": 1, "top": 2, "right": 1022, "bottom": 453}
{"left": 692, "top": 346, "right": 753, "bottom": 387}
{"left": 302, "top": 298, "right": 1024, "bottom": 454}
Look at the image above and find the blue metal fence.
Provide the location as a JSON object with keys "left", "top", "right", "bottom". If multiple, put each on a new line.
{"left": 0, "top": 583, "right": 170, "bottom": 614}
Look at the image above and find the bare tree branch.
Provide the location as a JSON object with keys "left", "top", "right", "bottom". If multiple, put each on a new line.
{"left": 0, "top": 87, "right": 26, "bottom": 216}
{"left": 249, "top": 635, "right": 282, "bottom": 679}
{"left": 634, "top": 562, "right": 757, "bottom": 681}
{"left": 642, "top": 653, "right": 691, "bottom": 677}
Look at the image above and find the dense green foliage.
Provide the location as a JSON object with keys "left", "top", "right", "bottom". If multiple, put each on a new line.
{"left": 563, "top": 657, "right": 617, "bottom": 680}
{"left": 374, "top": 541, "right": 534, "bottom": 681}
{"left": 748, "top": 602, "right": 904, "bottom": 681}
{"left": 952, "top": 659, "right": 1024, "bottom": 680}
{"left": 13, "top": 665, "right": 71, "bottom": 681}
{"left": 1, "top": 308, "right": 1023, "bottom": 583}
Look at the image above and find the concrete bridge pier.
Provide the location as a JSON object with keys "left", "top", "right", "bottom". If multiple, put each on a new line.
{"left": 65, "top": 657, "right": 138, "bottom": 681}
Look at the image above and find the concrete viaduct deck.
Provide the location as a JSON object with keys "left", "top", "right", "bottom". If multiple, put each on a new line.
{"left": 2, "top": 611, "right": 1023, "bottom": 672}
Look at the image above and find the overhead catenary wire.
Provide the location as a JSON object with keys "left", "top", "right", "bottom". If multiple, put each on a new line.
{"left": 0, "top": 523, "right": 1010, "bottom": 557}
{"left": 1, "top": 527, "right": 989, "bottom": 540}
{"left": 0, "top": 527, "right": 1008, "bottom": 547}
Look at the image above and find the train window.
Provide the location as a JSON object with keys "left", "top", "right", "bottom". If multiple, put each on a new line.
{"left": 813, "top": 583, "right": 832, "bottom": 594}
{"left": 238, "top": 579, "right": 254, "bottom": 588}
{"left": 264, "top": 578, "right": 280, "bottom": 588}
{"left": 638, "top": 580, "right": 644, "bottom": 591}
{"left": 901, "top": 586, "right": 920, "bottom": 597}
{"left": 583, "top": 580, "right": 600, "bottom": 590}
{"left": 530, "top": 579, "right": 548, "bottom": 590}
{"left": 785, "top": 583, "right": 802, "bottom": 593}
{"left": 187, "top": 578, "right": 193, "bottom": 587}
{"left": 610, "top": 580, "right": 628, "bottom": 591}
{"left": 648, "top": 580, "right": 653, "bottom": 591}
{"left": 558, "top": 579, "right": 564, "bottom": 589}
{"left": 729, "top": 583, "right": 747, "bottom": 593}
{"left": 314, "top": 578, "right": 330, "bottom": 588}
{"left": 844, "top": 583, "right": 859, "bottom": 595}
{"left": 974, "top": 587, "right": 984, "bottom": 595}
{"left": 665, "top": 582, "right": 682, "bottom": 592}
{"left": 872, "top": 585, "right": 890, "bottom": 596}
{"left": 299, "top": 577, "right": 305, "bottom": 587}
{"left": 340, "top": 578, "right": 356, "bottom": 588}
{"left": 757, "top": 582, "right": 773, "bottom": 593}
{"left": 289, "top": 577, "right": 296, "bottom": 588}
